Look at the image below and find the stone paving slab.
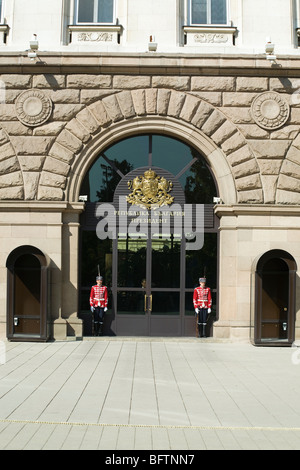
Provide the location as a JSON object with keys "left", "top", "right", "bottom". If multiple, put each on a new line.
{"left": 1, "top": 338, "right": 300, "bottom": 450}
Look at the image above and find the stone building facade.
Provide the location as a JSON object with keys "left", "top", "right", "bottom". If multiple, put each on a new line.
{"left": 1, "top": 0, "right": 300, "bottom": 344}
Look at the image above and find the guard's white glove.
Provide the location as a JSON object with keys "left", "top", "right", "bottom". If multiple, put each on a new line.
{"left": 90, "top": 306, "right": 94, "bottom": 313}
{"left": 104, "top": 307, "right": 108, "bottom": 312}
{"left": 208, "top": 308, "right": 211, "bottom": 314}
{"left": 195, "top": 308, "right": 199, "bottom": 314}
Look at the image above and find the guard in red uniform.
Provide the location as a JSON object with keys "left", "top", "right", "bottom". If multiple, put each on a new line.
{"left": 193, "top": 277, "right": 212, "bottom": 338}
{"left": 90, "top": 276, "right": 108, "bottom": 336}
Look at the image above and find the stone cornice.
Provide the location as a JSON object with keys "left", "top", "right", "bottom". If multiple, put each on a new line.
{"left": 1, "top": 52, "right": 300, "bottom": 75}
{"left": 214, "top": 204, "right": 300, "bottom": 218}
{"left": 183, "top": 25, "right": 237, "bottom": 33}
{"left": 68, "top": 24, "right": 123, "bottom": 33}
{"left": 0, "top": 201, "right": 85, "bottom": 213}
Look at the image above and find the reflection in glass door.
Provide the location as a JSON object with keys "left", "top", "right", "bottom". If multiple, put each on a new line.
{"left": 117, "top": 236, "right": 148, "bottom": 316}
{"left": 150, "top": 235, "right": 181, "bottom": 335}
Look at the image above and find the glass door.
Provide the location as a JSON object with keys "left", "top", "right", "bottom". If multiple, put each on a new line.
{"left": 150, "top": 234, "right": 181, "bottom": 335}
{"left": 116, "top": 234, "right": 149, "bottom": 335}
{"left": 115, "top": 234, "right": 182, "bottom": 336}
{"left": 117, "top": 235, "right": 148, "bottom": 311}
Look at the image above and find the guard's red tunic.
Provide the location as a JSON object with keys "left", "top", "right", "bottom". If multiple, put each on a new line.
{"left": 193, "top": 286, "right": 212, "bottom": 309}
{"left": 90, "top": 285, "right": 108, "bottom": 308}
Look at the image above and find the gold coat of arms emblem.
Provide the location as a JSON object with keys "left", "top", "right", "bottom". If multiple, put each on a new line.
{"left": 127, "top": 169, "right": 174, "bottom": 209}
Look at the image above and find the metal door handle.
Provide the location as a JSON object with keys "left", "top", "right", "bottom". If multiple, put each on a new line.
{"left": 144, "top": 295, "right": 152, "bottom": 312}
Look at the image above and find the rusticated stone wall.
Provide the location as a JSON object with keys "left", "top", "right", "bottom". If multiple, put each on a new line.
{"left": 0, "top": 72, "right": 300, "bottom": 205}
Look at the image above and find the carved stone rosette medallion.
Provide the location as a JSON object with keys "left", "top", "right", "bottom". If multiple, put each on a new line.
{"left": 251, "top": 91, "right": 290, "bottom": 130}
{"left": 15, "top": 89, "right": 53, "bottom": 127}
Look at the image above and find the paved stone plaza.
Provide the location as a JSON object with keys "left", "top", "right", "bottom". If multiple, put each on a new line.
{"left": 1, "top": 338, "right": 300, "bottom": 450}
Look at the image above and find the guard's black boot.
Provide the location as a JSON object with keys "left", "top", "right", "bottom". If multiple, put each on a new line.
{"left": 202, "top": 323, "right": 207, "bottom": 338}
{"left": 198, "top": 323, "right": 202, "bottom": 338}
{"left": 94, "top": 323, "right": 99, "bottom": 336}
{"left": 98, "top": 322, "right": 103, "bottom": 336}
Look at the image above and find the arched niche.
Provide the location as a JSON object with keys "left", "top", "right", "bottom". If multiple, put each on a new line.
{"left": 252, "top": 249, "right": 297, "bottom": 346}
{"left": 6, "top": 245, "right": 51, "bottom": 342}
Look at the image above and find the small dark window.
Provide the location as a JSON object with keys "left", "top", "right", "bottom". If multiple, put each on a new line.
{"left": 191, "top": 0, "right": 227, "bottom": 25}
{"left": 77, "top": 0, "right": 114, "bottom": 23}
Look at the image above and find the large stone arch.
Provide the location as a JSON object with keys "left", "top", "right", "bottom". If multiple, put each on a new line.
{"left": 0, "top": 126, "right": 24, "bottom": 199}
{"left": 67, "top": 116, "right": 238, "bottom": 204}
{"left": 276, "top": 132, "right": 300, "bottom": 204}
{"left": 36, "top": 89, "right": 263, "bottom": 204}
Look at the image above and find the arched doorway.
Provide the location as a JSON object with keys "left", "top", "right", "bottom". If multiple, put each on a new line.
{"left": 253, "top": 250, "right": 297, "bottom": 346}
{"left": 79, "top": 134, "right": 219, "bottom": 336}
{"left": 6, "top": 246, "right": 50, "bottom": 342}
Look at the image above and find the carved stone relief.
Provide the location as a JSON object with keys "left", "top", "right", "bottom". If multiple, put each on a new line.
{"left": 78, "top": 32, "right": 113, "bottom": 42}
{"left": 251, "top": 91, "right": 290, "bottom": 130}
{"left": 15, "top": 89, "right": 53, "bottom": 127}
{"left": 194, "top": 33, "right": 228, "bottom": 43}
